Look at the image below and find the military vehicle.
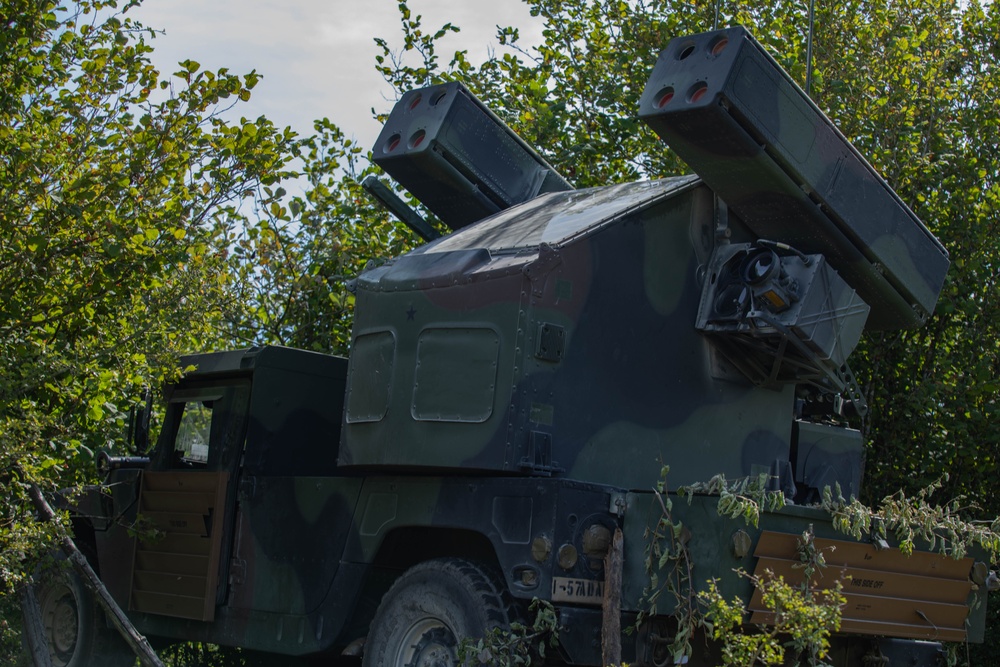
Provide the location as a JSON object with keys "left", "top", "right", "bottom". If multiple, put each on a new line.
{"left": 30, "top": 26, "right": 991, "bottom": 667}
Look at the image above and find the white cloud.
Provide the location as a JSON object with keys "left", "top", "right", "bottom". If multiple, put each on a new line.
{"left": 132, "top": 0, "right": 544, "bottom": 149}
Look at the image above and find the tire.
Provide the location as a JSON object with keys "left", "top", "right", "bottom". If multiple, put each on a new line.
{"left": 362, "top": 558, "right": 511, "bottom": 667}
{"left": 27, "top": 555, "right": 133, "bottom": 667}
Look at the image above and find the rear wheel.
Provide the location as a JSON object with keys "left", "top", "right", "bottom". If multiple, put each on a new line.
{"left": 27, "top": 555, "right": 133, "bottom": 667}
{"left": 362, "top": 558, "right": 511, "bottom": 667}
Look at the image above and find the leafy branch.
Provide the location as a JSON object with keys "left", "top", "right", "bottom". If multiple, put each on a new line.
{"left": 641, "top": 474, "right": 844, "bottom": 667}
{"left": 678, "top": 472, "right": 787, "bottom": 529}
{"left": 700, "top": 564, "right": 845, "bottom": 667}
{"left": 458, "top": 599, "right": 560, "bottom": 666}
{"left": 637, "top": 465, "right": 698, "bottom": 663}
{"left": 820, "top": 476, "right": 1000, "bottom": 560}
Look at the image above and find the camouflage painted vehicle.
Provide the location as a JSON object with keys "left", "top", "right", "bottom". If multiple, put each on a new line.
{"left": 31, "top": 26, "right": 991, "bottom": 667}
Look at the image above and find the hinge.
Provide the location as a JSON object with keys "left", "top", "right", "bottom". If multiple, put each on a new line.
{"left": 523, "top": 243, "right": 562, "bottom": 297}
{"left": 518, "top": 431, "right": 565, "bottom": 476}
{"left": 609, "top": 492, "right": 627, "bottom": 518}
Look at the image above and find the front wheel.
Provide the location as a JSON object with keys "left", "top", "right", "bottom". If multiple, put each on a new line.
{"left": 362, "top": 558, "right": 511, "bottom": 667}
{"left": 26, "top": 556, "right": 133, "bottom": 667}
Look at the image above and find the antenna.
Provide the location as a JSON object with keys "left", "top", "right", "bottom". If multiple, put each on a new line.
{"left": 805, "top": 0, "right": 816, "bottom": 97}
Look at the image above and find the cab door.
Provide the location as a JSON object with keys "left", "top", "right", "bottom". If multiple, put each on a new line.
{"left": 129, "top": 379, "right": 250, "bottom": 621}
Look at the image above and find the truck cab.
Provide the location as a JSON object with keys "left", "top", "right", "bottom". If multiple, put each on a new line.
{"left": 85, "top": 347, "right": 368, "bottom": 654}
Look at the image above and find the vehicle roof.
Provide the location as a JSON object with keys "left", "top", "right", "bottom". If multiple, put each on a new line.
{"left": 417, "top": 175, "right": 701, "bottom": 255}
{"left": 179, "top": 346, "right": 346, "bottom": 378}
{"left": 355, "top": 176, "right": 702, "bottom": 292}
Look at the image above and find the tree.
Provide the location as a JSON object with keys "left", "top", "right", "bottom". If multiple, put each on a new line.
{"left": 224, "top": 118, "right": 419, "bottom": 354}
{"left": 827, "top": 0, "right": 1000, "bottom": 510}
{"left": 0, "top": 1, "right": 296, "bottom": 657}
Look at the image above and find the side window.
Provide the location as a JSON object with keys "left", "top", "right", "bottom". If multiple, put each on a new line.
{"left": 173, "top": 395, "right": 220, "bottom": 464}
{"left": 162, "top": 382, "right": 249, "bottom": 470}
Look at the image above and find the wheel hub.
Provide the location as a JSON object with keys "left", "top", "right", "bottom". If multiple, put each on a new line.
{"left": 400, "top": 619, "right": 458, "bottom": 667}
{"left": 39, "top": 579, "right": 79, "bottom": 667}
{"left": 51, "top": 597, "right": 79, "bottom": 653}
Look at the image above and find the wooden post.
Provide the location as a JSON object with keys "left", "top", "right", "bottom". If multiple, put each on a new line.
{"left": 602, "top": 527, "right": 624, "bottom": 666}
{"left": 28, "top": 483, "right": 166, "bottom": 667}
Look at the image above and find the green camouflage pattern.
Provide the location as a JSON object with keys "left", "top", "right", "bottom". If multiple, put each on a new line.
{"left": 637, "top": 26, "right": 948, "bottom": 330}
{"left": 342, "top": 178, "right": 805, "bottom": 491}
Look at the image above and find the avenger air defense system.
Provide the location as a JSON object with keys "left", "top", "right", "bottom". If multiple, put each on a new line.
{"left": 31, "top": 26, "right": 990, "bottom": 667}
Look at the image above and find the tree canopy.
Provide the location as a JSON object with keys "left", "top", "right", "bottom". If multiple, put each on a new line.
{"left": 0, "top": 0, "right": 296, "bottom": 653}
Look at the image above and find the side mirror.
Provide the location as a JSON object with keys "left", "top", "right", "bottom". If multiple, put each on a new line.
{"left": 96, "top": 450, "right": 150, "bottom": 477}
{"left": 126, "top": 387, "right": 153, "bottom": 455}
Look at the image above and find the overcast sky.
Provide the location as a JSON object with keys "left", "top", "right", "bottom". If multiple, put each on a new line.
{"left": 132, "top": 0, "right": 545, "bottom": 150}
